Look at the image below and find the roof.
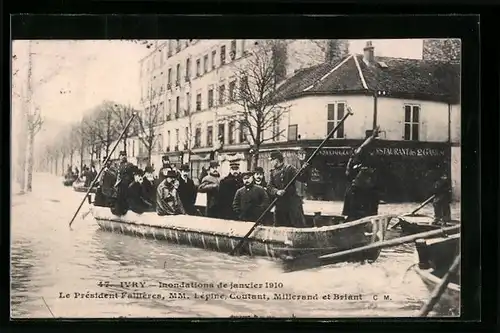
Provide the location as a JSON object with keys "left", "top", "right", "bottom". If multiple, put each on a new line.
{"left": 274, "top": 54, "right": 460, "bottom": 104}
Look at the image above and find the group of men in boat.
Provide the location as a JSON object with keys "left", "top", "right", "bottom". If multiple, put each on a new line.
{"left": 91, "top": 127, "right": 452, "bottom": 226}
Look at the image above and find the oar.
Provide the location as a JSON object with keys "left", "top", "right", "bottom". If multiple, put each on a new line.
{"left": 68, "top": 112, "right": 137, "bottom": 228}
{"left": 282, "top": 225, "right": 460, "bottom": 272}
{"left": 388, "top": 194, "right": 437, "bottom": 230}
{"left": 229, "top": 106, "right": 354, "bottom": 256}
{"left": 418, "top": 253, "right": 461, "bottom": 317}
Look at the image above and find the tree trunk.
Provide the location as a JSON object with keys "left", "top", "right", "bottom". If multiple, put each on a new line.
{"left": 61, "top": 155, "right": 66, "bottom": 176}
{"left": 79, "top": 145, "right": 84, "bottom": 171}
{"left": 26, "top": 130, "right": 35, "bottom": 192}
{"left": 147, "top": 147, "right": 152, "bottom": 166}
{"left": 252, "top": 150, "right": 260, "bottom": 171}
{"left": 70, "top": 151, "right": 74, "bottom": 168}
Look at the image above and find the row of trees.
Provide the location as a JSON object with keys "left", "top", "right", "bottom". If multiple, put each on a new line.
{"left": 40, "top": 39, "right": 306, "bottom": 174}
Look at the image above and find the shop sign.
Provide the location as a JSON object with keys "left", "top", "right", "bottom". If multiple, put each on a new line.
{"left": 375, "top": 147, "right": 446, "bottom": 157}
{"left": 318, "top": 148, "right": 352, "bottom": 156}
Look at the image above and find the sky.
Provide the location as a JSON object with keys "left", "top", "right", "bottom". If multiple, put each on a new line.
{"left": 11, "top": 38, "right": 424, "bottom": 148}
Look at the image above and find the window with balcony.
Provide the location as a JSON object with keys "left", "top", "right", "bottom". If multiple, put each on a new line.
{"left": 176, "top": 96, "right": 180, "bottom": 118}
{"left": 186, "top": 92, "right": 190, "bottom": 114}
{"left": 218, "top": 123, "right": 225, "bottom": 145}
{"left": 175, "top": 129, "right": 180, "bottom": 150}
{"left": 196, "top": 93, "right": 202, "bottom": 111}
{"left": 220, "top": 45, "right": 226, "bottom": 64}
{"left": 176, "top": 64, "right": 181, "bottom": 86}
{"left": 204, "top": 54, "right": 209, "bottom": 73}
{"left": 185, "top": 58, "right": 191, "bottom": 81}
{"left": 207, "top": 125, "right": 213, "bottom": 147}
{"left": 228, "top": 121, "right": 235, "bottom": 144}
{"left": 196, "top": 59, "right": 201, "bottom": 76}
{"left": 229, "top": 80, "right": 236, "bottom": 102}
{"left": 208, "top": 88, "right": 214, "bottom": 108}
{"left": 230, "top": 40, "right": 236, "bottom": 60}
{"left": 327, "top": 103, "right": 345, "bottom": 139}
{"left": 219, "top": 84, "right": 225, "bottom": 105}
{"left": 167, "top": 131, "right": 171, "bottom": 151}
{"left": 211, "top": 50, "right": 217, "bottom": 69}
{"left": 404, "top": 104, "right": 420, "bottom": 141}
{"left": 194, "top": 127, "right": 201, "bottom": 148}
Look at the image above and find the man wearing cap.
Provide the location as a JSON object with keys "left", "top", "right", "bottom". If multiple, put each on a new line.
{"left": 156, "top": 169, "right": 186, "bottom": 216}
{"left": 158, "top": 155, "right": 173, "bottom": 184}
{"left": 268, "top": 150, "right": 307, "bottom": 227}
{"left": 218, "top": 160, "right": 244, "bottom": 220}
{"left": 111, "top": 151, "right": 135, "bottom": 216}
{"left": 126, "top": 167, "right": 154, "bottom": 214}
{"left": 253, "top": 167, "right": 267, "bottom": 187}
{"left": 233, "top": 171, "right": 269, "bottom": 222}
{"left": 177, "top": 164, "right": 198, "bottom": 215}
{"left": 197, "top": 160, "right": 221, "bottom": 218}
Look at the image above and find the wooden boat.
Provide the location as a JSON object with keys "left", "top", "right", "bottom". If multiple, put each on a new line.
{"left": 90, "top": 206, "right": 394, "bottom": 260}
{"left": 414, "top": 233, "right": 460, "bottom": 312}
{"left": 63, "top": 175, "right": 77, "bottom": 186}
{"left": 72, "top": 180, "right": 96, "bottom": 193}
{"left": 397, "top": 214, "right": 460, "bottom": 235}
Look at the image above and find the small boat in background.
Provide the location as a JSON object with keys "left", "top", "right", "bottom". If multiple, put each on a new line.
{"left": 72, "top": 179, "right": 97, "bottom": 193}
{"left": 62, "top": 174, "right": 78, "bottom": 186}
{"left": 414, "top": 233, "right": 460, "bottom": 313}
{"left": 396, "top": 214, "right": 460, "bottom": 235}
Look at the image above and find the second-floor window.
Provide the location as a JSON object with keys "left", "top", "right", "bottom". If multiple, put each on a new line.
{"left": 196, "top": 93, "right": 202, "bottom": 111}
{"left": 218, "top": 123, "right": 225, "bottom": 144}
{"left": 230, "top": 40, "right": 236, "bottom": 60}
{"left": 159, "top": 101, "right": 165, "bottom": 121}
{"left": 404, "top": 104, "right": 420, "bottom": 141}
{"left": 176, "top": 64, "right": 181, "bottom": 86}
{"left": 228, "top": 121, "right": 235, "bottom": 144}
{"left": 175, "top": 129, "right": 180, "bottom": 149}
{"left": 212, "top": 50, "right": 217, "bottom": 69}
{"left": 219, "top": 84, "right": 225, "bottom": 105}
{"left": 229, "top": 80, "right": 236, "bottom": 101}
{"left": 196, "top": 59, "right": 201, "bottom": 76}
{"left": 220, "top": 45, "right": 226, "bottom": 64}
{"left": 168, "top": 68, "right": 172, "bottom": 88}
{"left": 176, "top": 96, "right": 180, "bottom": 117}
{"left": 239, "top": 122, "right": 247, "bottom": 143}
{"left": 184, "top": 127, "right": 189, "bottom": 148}
{"left": 186, "top": 92, "right": 190, "bottom": 114}
{"left": 208, "top": 88, "right": 214, "bottom": 108}
{"left": 204, "top": 54, "right": 209, "bottom": 73}
{"left": 167, "top": 99, "right": 172, "bottom": 119}
{"left": 167, "top": 131, "right": 171, "bottom": 150}
{"left": 185, "top": 58, "right": 191, "bottom": 80}
{"left": 327, "top": 102, "right": 345, "bottom": 139}
{"left": 207, "top": 125, "right": 213, "bottom": 147}
{"left": 194, "top": 127, "right": 201, "bottom": 148}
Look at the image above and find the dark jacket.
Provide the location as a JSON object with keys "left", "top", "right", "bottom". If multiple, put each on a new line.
{"left": 156, "top": 180, "right": 186, "bottom": 216}
{"left": 218, "top": 173, "right": 244, "bottom": 220}
{"left": 126, "top": 181, "right": 153, "bottom": 214}
{"left": 268, "top": 164, "right": 306, "bottom": 227}
{"left": 197, "top": 172, "right": 220, "bottom": 218}
{"left": 142, "top": 177, "right": 156, "bottom": 209}
{"left": 233, "top": 184, "right": 269, "bottom": 222}
{"left": 99, "top": 167, "right": 117, "bottom": 198}
{"left": 433, "top": 177, "right": 452, "bottom": 204}
{"left": 178, "top": 176, "right": 198, "bottom": 215}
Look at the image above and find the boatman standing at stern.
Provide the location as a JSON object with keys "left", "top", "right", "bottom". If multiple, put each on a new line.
{"left": 267, "top": 150, "right": 308, "bottom": 228}
{"left": 197, "top": 160, "right": 221, "bottom": 218}
{"left": 432, "top": 172, "right": 452, "bottom": 225}
{"left": 111, "top": 151, "right": 135, "bottom": 216}
{"left": 95, "top": 155, "right": 117, "bottom": 208}
{"left": 156, "top": 169, "right": 186, "bottom": 216}
{"left": 232, "top": 171, "right": 269, "bottom": 222}
{"left": 218, "top": 160, "right": 244, "bottom": 220}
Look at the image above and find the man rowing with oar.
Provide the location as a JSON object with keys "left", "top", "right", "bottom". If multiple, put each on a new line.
{"left": 342, "top": 127, "right": 381, "bottom": 221}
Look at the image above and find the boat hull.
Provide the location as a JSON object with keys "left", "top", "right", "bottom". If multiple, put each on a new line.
{"left": 414, "top": 266, "right": 460, "bottom": 312}
{"left": 90, "top": 206, "right": 393, "bottom": 260}
{"left": 398, "top": 215, "right": 460, "bottom": 235}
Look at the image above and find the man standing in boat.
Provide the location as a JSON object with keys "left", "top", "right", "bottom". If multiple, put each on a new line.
{"left": 142, "top": 165, "right": 157, "bottom": 210}
{"left": 111, "top": 151, "right": 136, "bottom": 216}
{"left": 156, "top": 169, "right": 186, "bottom": 216}
{"left": 127, "top": 167, "right": 154, "bottom": 214}
{"left": 267, "top": 150, "right": 308, "bottom": 228}
{"left": 233, "top": 171, "right": 269, "bottom": 222}
{"left": 94, "top": 156, "right": 117, "bottom": 207}
{"left": 197, "top": 160, "right": 221, "bottom": 218}
{"left": 432, "top": 172, "right": 452, "bottom": 225}
{"left": 342, "top": 128, "right": 380, "bottom": 221}
{"left": 218, "top": 161, "right": 244, "bottom": 220}
{"left": 177, "top": 164, "right": 198, "bottom": 215}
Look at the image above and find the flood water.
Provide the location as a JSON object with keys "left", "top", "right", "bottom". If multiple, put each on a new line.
{"left": 11, "top": 173, "right": 461, "bottom": 318}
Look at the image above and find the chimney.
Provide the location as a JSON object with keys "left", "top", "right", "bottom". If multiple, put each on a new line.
{"left": 363, "top": 41, "right": 375, "bottom": 65}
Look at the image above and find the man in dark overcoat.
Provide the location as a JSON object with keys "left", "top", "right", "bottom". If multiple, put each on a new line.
{"left": 111, "top": 151, "right": 135, "bottom": 216}
{"left": 233, "top": 172, "right": 269, "bottom": 222}
{"left": 218, "top": 161, "right": 244, "bottom": 220}
{"left": 267, "top": 150, "right": 307, "bottom": 228}
{"left": 177, "top": 164, "right": 198, "bottom": 215}
{"left": 432, "top": 172, "right": 452, "bottom": 224}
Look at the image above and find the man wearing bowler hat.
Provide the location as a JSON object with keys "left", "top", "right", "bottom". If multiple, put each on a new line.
{"left": 197, "top": 160, "right": 221, "bottom": 218}
{"left": 268, "top": 150, "right": 307, "bottom": 227}
{"left": 218, "top": 160, "right": 244, "bottom": 220}
{"left": 177, "top": 163, "right": 198, "bottom": 215}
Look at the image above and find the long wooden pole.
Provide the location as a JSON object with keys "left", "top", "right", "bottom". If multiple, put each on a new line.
{"left": 282, "top": 225, "right": 460, "bottom": 272}
{"left": 68, "top": 112, "right": 137, "bottom": 228}
{"left": 418, "top": 253, "right": 461, "bottom": 317}
{"left": 230, "top": 106, "right": 354, "bottom": 256}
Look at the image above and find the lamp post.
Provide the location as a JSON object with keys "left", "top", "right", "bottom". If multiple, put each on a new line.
{"left": 372, "top": 89, "right": 387, "bottom": 129}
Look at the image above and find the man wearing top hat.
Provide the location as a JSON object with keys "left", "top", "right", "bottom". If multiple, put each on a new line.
{"left": 177, "top": 163, "right": 198, "bottom": 215}
{"left": 267, "top": 150, "right": 307, "bottom": 227}
{"left": 218, "top": 160, "right": 244, "bottom": 220}
{"left": 126, "top": 166, "right": 154, "bottom": 214}
{"left": 111, "top": 150, "right": 135, "bottom": 216}
{"left": 233, "top": 171, "right": 269, "bottom": 222}
{"left": 197, "top": 160, "right": 221, "bottom": 218}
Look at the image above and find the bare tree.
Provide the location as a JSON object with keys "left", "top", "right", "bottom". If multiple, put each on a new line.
{"left": 136, "top": 86, "right": 166, "bottom": 165}
{"left": 111, "top": 103, "right": 139, "bottom": 154}
{"left": 82, "top": 102, "right": 120, "bottom": 161}
{"left": 221, "top": 40, "right": 290, "bottom": 169}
